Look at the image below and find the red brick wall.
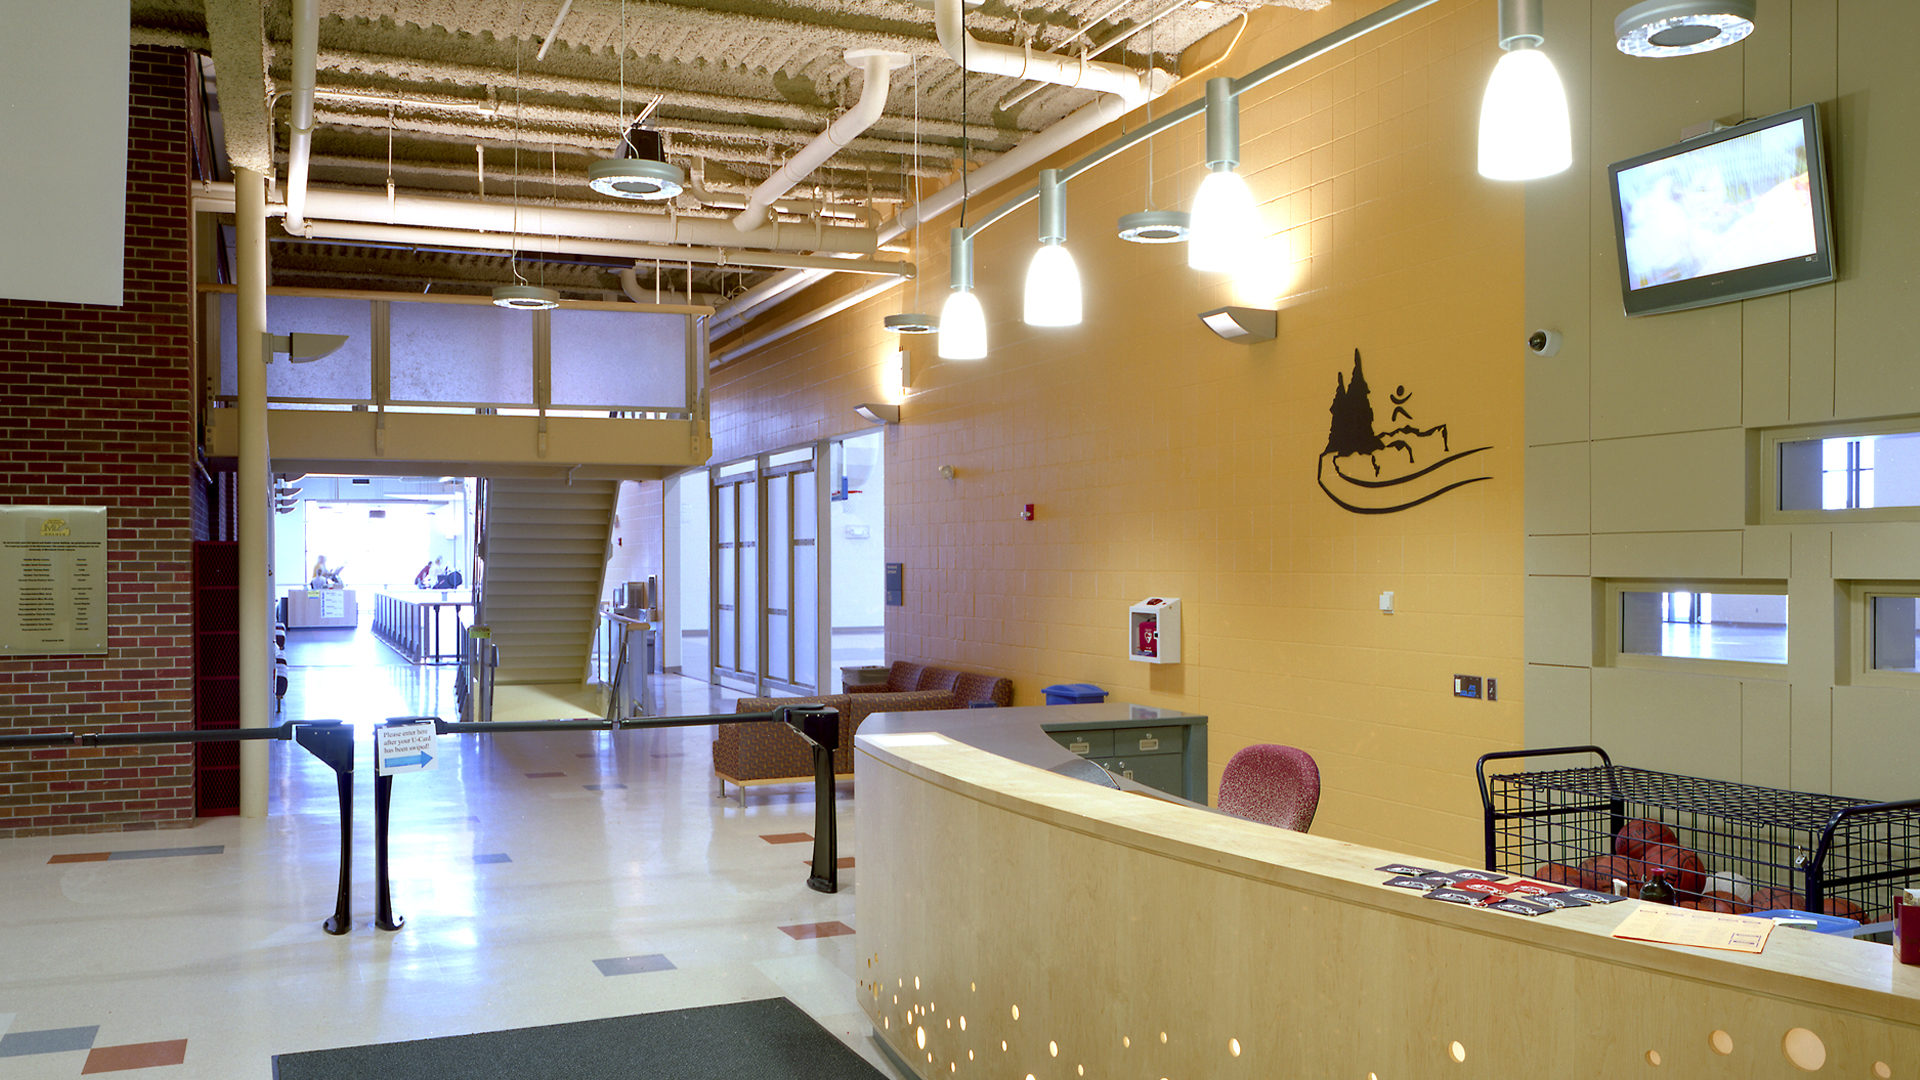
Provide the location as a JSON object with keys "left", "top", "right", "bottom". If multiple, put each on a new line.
{"left": 0, "top": 48, "right": 196, "bottom": 837}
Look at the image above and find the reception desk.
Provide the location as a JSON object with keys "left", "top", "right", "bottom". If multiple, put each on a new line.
{"left": 283, "top": 588, "right": 358, "bottom": 629}
{"left": 855, "top": 706, "right": 1920, "bottom": 1078}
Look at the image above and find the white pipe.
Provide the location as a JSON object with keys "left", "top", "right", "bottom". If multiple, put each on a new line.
{"left": 283, "top": 0, "right": 320, "bottom": 234}
{"left": 734, "top": 50, "right": 907, "bottom": 232}
{"left": 536, "top": 0, "right": 574, "bottom": 61}
{"left": 709, "top": 92, "right": 1134, "bottom": 335}
{"left": 933, "top": 0, "right": 1168, "bottom": 107}
{"left": 712, "top": 276, "right": 903, "bottom": 367}
{"left": 686, "top": 173, "right": 883, "bottom": 227}
{"left": 615, "top": 247, "right": 913, "bottom": 276}
{"left": 196, "top": 181, "right": 879, "bottom": 255}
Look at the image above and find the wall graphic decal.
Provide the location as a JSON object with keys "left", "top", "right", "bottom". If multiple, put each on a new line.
{"left": 1318, "top": 349, "right": 1492, "bottom": 514}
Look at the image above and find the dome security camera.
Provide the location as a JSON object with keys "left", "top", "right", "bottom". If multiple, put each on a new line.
{"left": 1527, "top": 329, "right": 1563, "bottom": 357}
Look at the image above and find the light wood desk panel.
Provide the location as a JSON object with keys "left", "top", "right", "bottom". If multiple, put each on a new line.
{"left": 854, "top": 708, "right": 1920, "bottom": 1079}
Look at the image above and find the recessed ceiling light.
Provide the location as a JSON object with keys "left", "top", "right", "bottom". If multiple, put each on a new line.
{"left": 1615, "top": 0, "right": 1756, "bottom": 57}
{"left": 491, "top": 284, "right": 560, "bottom": 309}
{"left": 587, "top": 158, "right": 686, "bottom": 201}
{"left": 1116, "top": 209, "right": 1192, "bottom": 244}
{"left": 884, "top": 313, "right": 940, "bottom": 334}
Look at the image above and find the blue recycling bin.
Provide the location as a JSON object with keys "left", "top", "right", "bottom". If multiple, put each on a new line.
{"left": 1042, "top": 683, "right": 1107, "bottom": 706}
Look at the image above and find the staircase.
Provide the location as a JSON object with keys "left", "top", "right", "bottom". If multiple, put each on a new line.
{"left": 481, "top": 478, "right": 615, "bottom": 686}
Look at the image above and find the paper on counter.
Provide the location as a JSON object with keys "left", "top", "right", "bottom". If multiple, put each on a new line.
{"left": 1610, "top": 904, "right": 1775, "bottom": 953}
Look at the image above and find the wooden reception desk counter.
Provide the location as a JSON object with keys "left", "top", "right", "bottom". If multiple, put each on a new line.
{"left": 855, "top": 705, "right": 1920, "bottom": 1079}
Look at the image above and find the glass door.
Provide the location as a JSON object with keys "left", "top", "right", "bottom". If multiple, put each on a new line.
{"left": 762, "top": 449, "right": 818, "bottom": 694}
{"left": 711, "top": 459, "right": 757, "bottom": 692}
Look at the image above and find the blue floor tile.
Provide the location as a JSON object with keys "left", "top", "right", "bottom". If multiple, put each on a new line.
{"left": 0, "top": 1026, "right": 99, "bottom": 1057}
{"left": 592, "top": 954, "right": 675, "bottom": 977}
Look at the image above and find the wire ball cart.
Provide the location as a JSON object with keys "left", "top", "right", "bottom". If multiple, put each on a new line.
{"left": 1477, "top": 745, "right": 1920, "bottom": 933}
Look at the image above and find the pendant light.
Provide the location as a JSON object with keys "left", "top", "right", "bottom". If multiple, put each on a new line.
{"left": 1118, "top": 26, "right": 1190, "bottom": 244}
{"left": 1187, "top": 78, "right": 1258, "bottom": 273}
{"left": 589, "top": 1, "right": 686, "bottom": 200}
{"left": 1023, "top": 169, "right": 1081, "bottom": 327}
{"left": 888, "top": 57, "right": 939, "bottom": 335}
{"left": 937, "top": 39, "right": 985, "bottom": 359}
{"left": 1477, "top": 0, "right": 1572, "bottom": 181}
{"left": 493, "top": 12, "right": 558, "bottom": 310}
{"left": 1614, "top": 0, "right": 1756, "bottom": 57}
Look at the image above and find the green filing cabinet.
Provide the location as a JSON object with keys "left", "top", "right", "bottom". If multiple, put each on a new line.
{"left": 1043, "top": 707, "right": 1205, "bottom": 801}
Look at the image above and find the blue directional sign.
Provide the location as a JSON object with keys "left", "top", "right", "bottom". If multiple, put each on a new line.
{"left": 376, "top": 723, "right": 438, "bottom": 775}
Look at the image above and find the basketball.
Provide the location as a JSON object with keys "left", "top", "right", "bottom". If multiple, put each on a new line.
{"left": 1615, "top": 819, "right": 1680, "bottom": 860}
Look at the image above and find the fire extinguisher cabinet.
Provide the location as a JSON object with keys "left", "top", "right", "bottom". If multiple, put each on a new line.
{"left": 1129, "top": 597, "right": 1181, "bottom": 664}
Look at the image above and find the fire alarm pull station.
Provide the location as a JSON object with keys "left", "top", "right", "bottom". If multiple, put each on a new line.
{"left": 1129, "top": 597, "right": 1181, "bottom": 664}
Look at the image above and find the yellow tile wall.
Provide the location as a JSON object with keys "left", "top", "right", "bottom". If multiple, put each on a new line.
{"left": 709, "top": 0, "right": 1524, "bottom": 863}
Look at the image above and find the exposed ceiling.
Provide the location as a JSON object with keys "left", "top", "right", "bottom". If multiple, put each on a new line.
{"left": 132, "top": 0, "right": 1329, "bottom": 305}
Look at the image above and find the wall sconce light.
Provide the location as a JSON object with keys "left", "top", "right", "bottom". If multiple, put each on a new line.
{"left": 1198, "top": 306, "right": 1276, "bottom": 344}
{"left": 938, "top": 228, "right": 988, "bottom": 360}
{"left": 1478, "top": 0, "right": 1572, "bottom": 181}
{"left": 1188, "top": 78, "right": 1259, "bottom": 274}
{"left": 263, "top": 332, "right": 349, "bottom": 363}
{"left": 855, "top": 402, "right": 901, "bottom": 424}
{"left": 1023, "top": 169, "right": 1082, "bottom": 327}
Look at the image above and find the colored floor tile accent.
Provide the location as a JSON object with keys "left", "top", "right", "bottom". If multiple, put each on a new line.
{"left": 760, "top": 832, "right": 813, "bottom": 844}
{"left": 591, "top": 953, "right": 676, "bottom": 976}
{"left": 582, "top": 783, "right": 627, "bottom": 791}
{"left": 107, "top": 846, "right": 225, "bottom": 861}
{"left": 81, "top": 1039, "right": 188, "bottom": 1074}
{"left": 522, "top": 771, "right": 565, "bottom": 778}
{"left": 472, "top": 853, "right": 512, "bottom": 864}
{"left": 779, "top": 921, "right": 854, "bottom": 940}
{"left": 0, "top": 1026, "right": 99, "bottom": 1057}
{"left": 48, "top": 852, "right": 112, "bottom": 864}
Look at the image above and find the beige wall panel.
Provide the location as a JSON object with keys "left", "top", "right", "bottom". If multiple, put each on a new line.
{"left": 1526, "top": 575, "right": 1593, "bottom": 668}
{"left": 1589, "top": 429, "right": 1746, "bottom": 533}
{"left": 1740, "top": 678, "right": 1792, "bottom": 789}
{"left": 1833, "top": 4, "right": 1920, "bottom": 418}
{"left": 1743, "top": 527, "right": 1792, "bottom": 578}
{"left": 1525, "top": 440, "right": 1589, "bottom": 535}
{"left": 1524, "top": 662, "right": 1591, "bottom": 749}
{"left": 707, "top": 0, "right": 1527, "bottom": 851}
{"left": 1523, "top": 0, "right": 1591, "bottom": 448}
{"left": 1788, "top": 532, "right": 1836, "bottom": 791}
{"left": 1591, "top": 666, "right": 1745, "bottom": 782}
{"left": 1589, "top": 530, "right": 1742, "bottom": 580}
{"left": 1831, "top": 523, "right": 1920, "bottom": 580}
{"left": 1526, "top": 535, "right": 1589, "bottom": 576}
{"left": 1831, "top": 685, "right": 1920, "bottom": 800}
{"left": 1740, "top": 296, "right": 1791, "bottom": 428}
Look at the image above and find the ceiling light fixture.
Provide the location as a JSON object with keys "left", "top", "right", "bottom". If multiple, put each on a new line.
{"left": 589, "top": 2, "right": 686, "bottom": 201}
{"left": 1119, "top": 23, "right": 1191, "bottom": 245}
{"left": 1023, "top": 169, "right": 1081, "bottom": 327}
{"left": 1478, "top": 0, "right": 1572, "bottom": 181}
{"left": 1614, "top": 0, "right": 1756, "bottom": 57}
{"left": 938, "top": 229, "right": 987, "bottom": 360}
{"left": 1188, "top": 78, "right": 1258, "bottom": 273}
{"left": 890, "top": 56, "right": 938, "bottom": 335}
{"left": 493, "top": 11, "right": 560, "bottom": 311}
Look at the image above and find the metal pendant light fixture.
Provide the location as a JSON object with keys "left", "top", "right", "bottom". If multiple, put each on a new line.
{"left": 589, "top": 1, "right": 686, "bottom": 200}
{"left": 1023, "top": 170, "right": 1081, "bottom": 327}
{"left": 937, "top": 40, "right": 985, "bottom": 359}
{"left": 1615, "top": 0, "right": 1756, "bottom": 57}
{"left": 888, "top": 57, "right": 939, "bottom": 335}
{"left": 1187, "top": 77, "right": 1258, "bottom": 273}
{"left": 1478, "top": 0, "right": 1572, "bottom": 181}
{"left": 494, "top": 11, "right": 559, "bottom": 310}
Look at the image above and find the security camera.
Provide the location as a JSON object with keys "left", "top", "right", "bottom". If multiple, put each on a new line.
{"left": 1526, "top": 329, "right": 1562, "bottom": 357}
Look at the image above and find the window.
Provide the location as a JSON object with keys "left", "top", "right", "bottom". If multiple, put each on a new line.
{"left": 1867, "top": 592, "right": 1920, "bottom": 674}
{"left": 1775, "top": 427, "right": 1920, "bottom": 513}
{"left": 1613, "top": 585, "right": 1787, "bottom": 667}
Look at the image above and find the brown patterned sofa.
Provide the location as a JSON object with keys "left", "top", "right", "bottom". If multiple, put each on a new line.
{"left": 712, "top": 661, "right": 1013, "bottom": 802}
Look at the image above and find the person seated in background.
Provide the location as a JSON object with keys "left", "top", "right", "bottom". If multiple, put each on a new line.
{"left": 309, "top": 555, "right": 346, "bottom": 589}
{"left": 414, "top": 561, "right": 433, "bottom": 589}
{"left": 433, "top": 563, "right": 463, "bottom": 590}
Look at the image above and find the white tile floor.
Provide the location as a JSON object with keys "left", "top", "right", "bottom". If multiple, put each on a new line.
{"left": 0, "top": 663, "right": 901, "bottom": 1078}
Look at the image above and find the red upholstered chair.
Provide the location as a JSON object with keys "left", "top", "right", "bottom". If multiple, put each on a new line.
{"left": 1217, "top": 745, "right": 1321, "bottom": 832}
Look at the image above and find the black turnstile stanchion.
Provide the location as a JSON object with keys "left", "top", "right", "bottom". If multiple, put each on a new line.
{"left": 0, "top": 720, "right": 356, "bottom": 934}
{"left": 291, "top": 721, "right": 357, "bottom": 935}
{"left": 370, "top": 705, "right": 845, "bottom": 932}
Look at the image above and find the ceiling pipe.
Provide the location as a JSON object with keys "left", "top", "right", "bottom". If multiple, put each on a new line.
{"left": 711, "top": 276, "right": 904, "bottom": 367}
{"left": 536, "top": 0, "right": 574, "bottom": 62}
{"left": 283, "top": 0, "right": 320, "bottom": 235}
{"left": 998, "top": 0, "right": 1198, "bottom": 114}
{"left": 932, "top": 0, "right": 1171, "bottom": 107}
{"left": 195, "top": 181, "right": 879, "bottom": 255}
{"left": 710, "top": 90, "right": 1138, "bottom": 337}
{"left": 734, "top": 49, "right": 909, "bottom": 232}
{"left": 617, "top": 248, "right": 913, "bottom": 276}
{"left": 685, "top": 171, "right": 883, "bottom": 228}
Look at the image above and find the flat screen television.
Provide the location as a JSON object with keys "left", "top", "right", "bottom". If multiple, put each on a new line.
{"left": 1608, "top": 103, "right": 1835, "bottom": 317}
